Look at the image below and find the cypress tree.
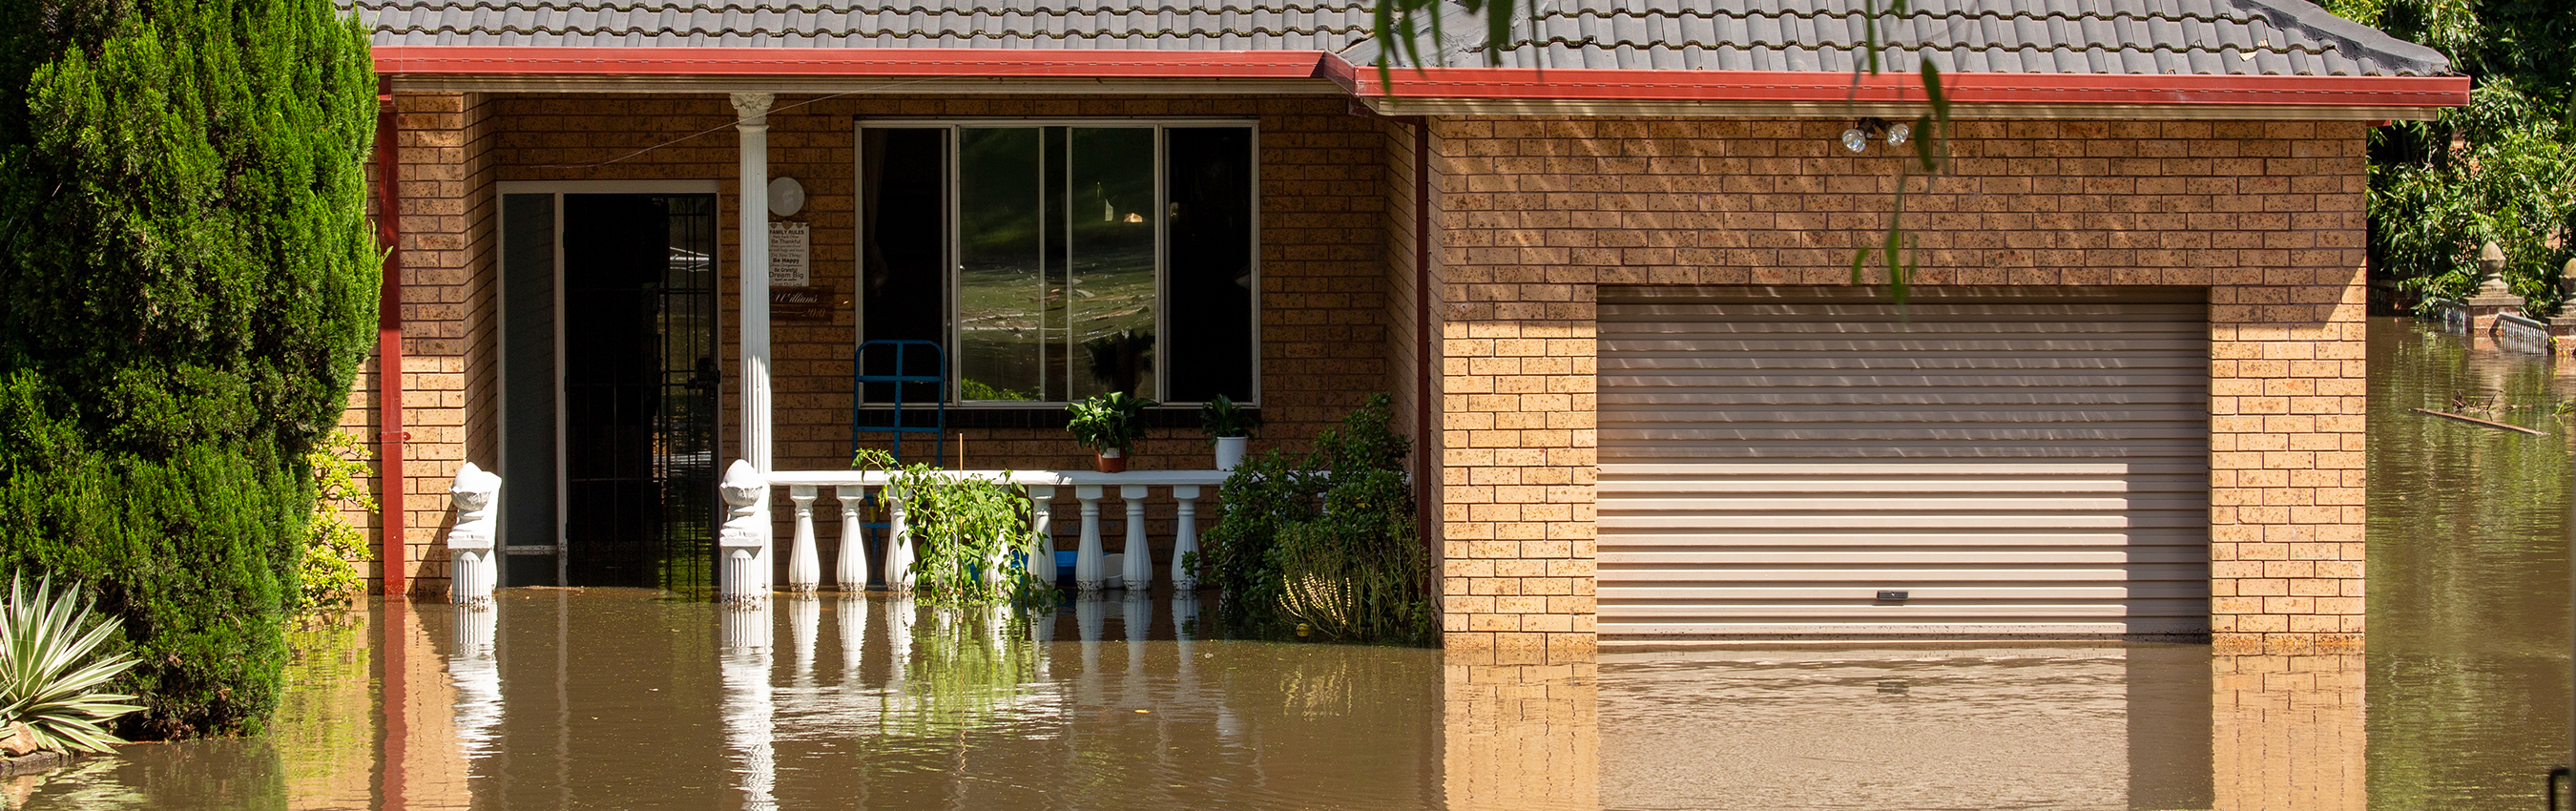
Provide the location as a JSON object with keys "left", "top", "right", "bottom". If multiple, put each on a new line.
{"left": 0, "top": 0, "right": 377, "bottom": 738}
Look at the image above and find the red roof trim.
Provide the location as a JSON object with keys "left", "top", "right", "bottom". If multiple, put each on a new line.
{"left": 1354, "top": 67, "right": 2470, "bottom": 108}
{"left": 372, "top": 46, "right": 1336, "bottom": 79}
{"left": 372, "top": 46, "right": 2470, "bottom": 108}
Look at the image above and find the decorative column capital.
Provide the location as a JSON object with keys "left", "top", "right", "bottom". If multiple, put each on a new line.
{"left": 730, "top": 92, "right": 775, "bottom": 126}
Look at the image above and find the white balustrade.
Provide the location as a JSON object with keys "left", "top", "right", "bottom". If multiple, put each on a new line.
{"left": 785, "top": 487, "right": 820, "bottom": 593}
{"left": 446, "top": 463, "right": 502, "bottom": 607}
{"left": 832, "top": 489, "right": 867, "bottom": 592}
{"left": 761, "top": 469, "right": 1229, "bottom": 598}
{"left": 883, "top": 489, "right": 914, "bottom": 591}
{"left": 1073, "top": 486, "right": 1106, "bottom": 591}
{"left": 1170, "top": 485, "right": 1200, "bottom": 590}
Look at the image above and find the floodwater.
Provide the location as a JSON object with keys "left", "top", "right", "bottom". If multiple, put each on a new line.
{"left": 1, "top": 316, "right": 2567, "bottom": 810}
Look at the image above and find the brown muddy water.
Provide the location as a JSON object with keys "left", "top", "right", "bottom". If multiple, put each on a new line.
{"left": 2, "top": 316, "right": 2568, "bottom": 810}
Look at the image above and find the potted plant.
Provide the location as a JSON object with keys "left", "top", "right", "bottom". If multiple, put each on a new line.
{"left": 1067, "top": 391, "right": 1155, "bottom": 472}
{"left": 1199, "top": 394, "right": 1260, "bottom": 471}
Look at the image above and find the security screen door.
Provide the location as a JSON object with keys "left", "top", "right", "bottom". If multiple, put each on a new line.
{"left": 500, "top": 191, "right": 720, "bottom": 594}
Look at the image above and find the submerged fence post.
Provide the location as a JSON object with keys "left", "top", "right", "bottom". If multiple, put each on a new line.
{"left": 447, "top": 463, "right": 502, "bottom": 607}
{"left": 719, "top": 460, "right": 770, "bottom": 603}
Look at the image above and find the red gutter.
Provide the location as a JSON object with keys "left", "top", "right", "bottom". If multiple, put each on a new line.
{"left": 373, "top": 79, "right": 407, "bottom": 599}
{"left": 372, "top": 46, "right": 1335, "bottom": 79}
{"left": 371, "top": 46, "right": 2467, "bottom": 110}
{"left": 1345, "top": 66, "right": 2469, "bottom": 109}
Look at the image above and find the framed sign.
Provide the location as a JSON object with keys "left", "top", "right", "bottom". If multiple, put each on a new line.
{"left": 768, "top": 221, "right": 810, "bottom": 287}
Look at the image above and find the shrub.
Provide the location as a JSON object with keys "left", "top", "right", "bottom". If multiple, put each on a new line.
{"left": 853, "top": 450, "right": 1053, "bottom": 608}
{"left": 0, "top": 0, "right": 378, "bottom": 738}
{"left": 296, "top": 431, "right": 375, "bottom": 620}
{"left": 1196, "top": 394, "right": 1432, "bottom": 644}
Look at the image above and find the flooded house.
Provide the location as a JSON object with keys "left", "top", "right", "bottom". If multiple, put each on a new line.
{"left": 338, "top": 0, "right": 2466, "bottom": 655}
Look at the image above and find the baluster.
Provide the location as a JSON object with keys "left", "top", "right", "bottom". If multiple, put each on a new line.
{"left": 1074, "top": 485, "right": 1106, "bottom": 592}
{"left": 832, "top": 486, "right": 868, "bottom": 592}
{"left": 787, "top": 486, "right": 820, "bottom": 593}
{"left": 1170, "top": 485, "right": 1200, "bottom": 590}
{"left": 883, "top": 487, "right": 914, "bottom": 592}
{"left": 1027, "top": 485, "right": 1058, "bottom": 587}
{"left": 1119, "top": 485, "right": 1152, "bottom": 592}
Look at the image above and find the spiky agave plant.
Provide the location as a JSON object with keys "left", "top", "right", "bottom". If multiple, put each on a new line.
{"left": 0, "top": 576, "right": 140, "bottom": 754}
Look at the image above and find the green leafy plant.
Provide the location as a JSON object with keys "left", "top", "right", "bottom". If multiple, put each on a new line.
{"left": 2319, "top": 1, "right": 2576, "bottom": 313}
{"left": 1065, "top": 391, "right": 1155, "bottom": 454}
{"left": 0, "top": 575, "right": 142, "bottom": 754}
{"left": 1198, "top": 394, "right": 1431, "bottom": 643}
{"left": 296, "top": 431, "right": 375, "bottom": 620}
{"left": 853, "top": 449, "right": 1054, "bottom": 608}
{"left": 1198, "top": 394, "right": 1261, "bottom": 442}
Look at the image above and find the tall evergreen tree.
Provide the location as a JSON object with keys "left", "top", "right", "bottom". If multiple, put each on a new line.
{"left": 0, "top": 0, "right": 377, "bottom": 737}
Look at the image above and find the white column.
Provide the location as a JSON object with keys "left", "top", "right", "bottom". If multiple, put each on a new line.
{"left": 833, "top": 486, "right": 869, "bottom": 592}
{"left": 1170, "top": 484, "right": 1200, "bottom": 590}
{"left": 1074, "top": 486, "right": 1106, "bottom": 592}
{"left": 1119, "top": 485, "right": 1152, "bottom": 592}
{"left": 787, "top": 486, "right": 819, "bottom": 593}
{"left": 733, "top": 92, "right": 775, "bottom": 472}
{"left": 732, "top": 93, "right": 776, "bottom": 593}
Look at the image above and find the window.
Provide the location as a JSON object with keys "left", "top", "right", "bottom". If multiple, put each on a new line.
{"left": 857, "top": 121, "right": 1257, "bottom": 406}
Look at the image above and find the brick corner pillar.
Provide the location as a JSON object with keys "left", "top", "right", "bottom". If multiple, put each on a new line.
{"left": 1434, "top": 283, "right": 1602, "bottom": 656}
{"left": 2208, "top": 263, "right": 2370, "bottom": 655}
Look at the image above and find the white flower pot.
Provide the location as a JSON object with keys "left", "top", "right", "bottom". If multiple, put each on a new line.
{"left": 1213, "top": 436, "right": 1249, "bottom": 471}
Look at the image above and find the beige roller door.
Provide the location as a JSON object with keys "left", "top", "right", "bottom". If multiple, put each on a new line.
{"left": 1597, "top": 286, "right": 2211, "bottom": 639}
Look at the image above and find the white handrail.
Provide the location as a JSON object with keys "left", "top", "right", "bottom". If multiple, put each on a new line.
{"left": 766, "top": 467, "right": 1227, "bottom": 593}
{"left": 765, "top": 469, "right": 1232, "bottom": 488}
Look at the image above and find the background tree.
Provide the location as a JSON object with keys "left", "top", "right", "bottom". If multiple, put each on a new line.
{"left": 2325, "top": 0, "right": 2576, "bottom": 311}
{"left": 0, "top": 0, "right": 377, "bottom": 738}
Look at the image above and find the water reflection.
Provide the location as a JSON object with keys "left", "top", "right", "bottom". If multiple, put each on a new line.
{"left": 11, "top": 316, "right": 2575, "bottom": 810}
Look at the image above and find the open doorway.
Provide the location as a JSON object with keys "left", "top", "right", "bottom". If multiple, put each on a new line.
{"left": 500, "top": 188, "right": 722, "bottom": 594}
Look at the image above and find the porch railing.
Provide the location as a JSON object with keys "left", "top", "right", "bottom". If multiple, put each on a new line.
{"left": 754, "top": 468, "right": 1232, "bottom": 598}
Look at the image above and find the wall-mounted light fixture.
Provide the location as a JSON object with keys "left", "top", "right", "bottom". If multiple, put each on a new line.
{"left": 1840, "top": 117, "right": 1912, "bottom": 154}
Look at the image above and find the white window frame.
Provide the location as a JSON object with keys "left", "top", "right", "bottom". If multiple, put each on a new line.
{"left": 852, "top": 118, "right": 1262, "bottom": 406}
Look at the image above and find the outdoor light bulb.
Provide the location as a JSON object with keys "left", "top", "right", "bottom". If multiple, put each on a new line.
{"left": 1885, "top": 122, "right": 1911, "bottom": 146}
{"left": 1841, "top": 128, "right": 1868, "bottom": 153}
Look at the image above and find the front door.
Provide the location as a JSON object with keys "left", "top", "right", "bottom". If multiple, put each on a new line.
{"left": 500, "top": 191, "right": 721, "bottom": 593}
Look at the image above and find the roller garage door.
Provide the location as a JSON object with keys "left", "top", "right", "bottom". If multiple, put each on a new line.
{"left": 1597, "top": 287, "right": 2211, "bottom": 639}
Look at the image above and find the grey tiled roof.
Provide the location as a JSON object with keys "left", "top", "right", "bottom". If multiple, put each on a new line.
{"left": 346, "top": 0, "right": 2453, "bottom": 78}
{"left": 1426, "top": 0, "right": 2453, "bottom": 76}
{"left": 349, "top": 0, "right": 1381, "bottom": 51}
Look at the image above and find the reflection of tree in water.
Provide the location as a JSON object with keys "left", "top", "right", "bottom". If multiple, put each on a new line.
{"left": 2365, "top": 317, "right": 2576, "bottom": 808}
{"left": 887, "top": 606, "right": 1051, "bottom": 737}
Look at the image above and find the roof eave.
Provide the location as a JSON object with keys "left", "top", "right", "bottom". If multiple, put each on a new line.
{"left": 372, "top": 47, "right": 2471, "bottom": 120}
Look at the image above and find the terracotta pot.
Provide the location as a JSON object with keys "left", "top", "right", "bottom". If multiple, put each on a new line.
{"left": 1094, "top": 447, "right": 1128, "bottom": 473}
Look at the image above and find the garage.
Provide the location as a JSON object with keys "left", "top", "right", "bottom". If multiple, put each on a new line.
{"left": 1596, "top": 286, "right": 2212, "bottom": 639}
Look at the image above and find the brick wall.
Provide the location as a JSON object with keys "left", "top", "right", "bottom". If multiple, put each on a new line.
{"left": 1427, "top": 117, "right": 2369, "bottom": 655}
{"left": 355, "top": 93, "right": 1391, "bottom": 592}
{"left": 351, "top": 92, "right": 497, "bottom": 595}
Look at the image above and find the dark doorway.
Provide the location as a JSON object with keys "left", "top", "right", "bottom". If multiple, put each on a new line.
{"left": 553, "top": 193, "right": 720, "bottom": 594}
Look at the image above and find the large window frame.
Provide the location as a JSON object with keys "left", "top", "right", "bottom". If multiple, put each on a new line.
{"left": 852, "top": 118, "right": 1262, "bottom": 407}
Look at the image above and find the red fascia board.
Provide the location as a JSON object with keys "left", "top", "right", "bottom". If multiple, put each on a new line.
{"left": 1348, "top": 67, "right": 2469, "bottom": 108}
{"left": 373, "top": 46, "right": 1336, "bottom": 80}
